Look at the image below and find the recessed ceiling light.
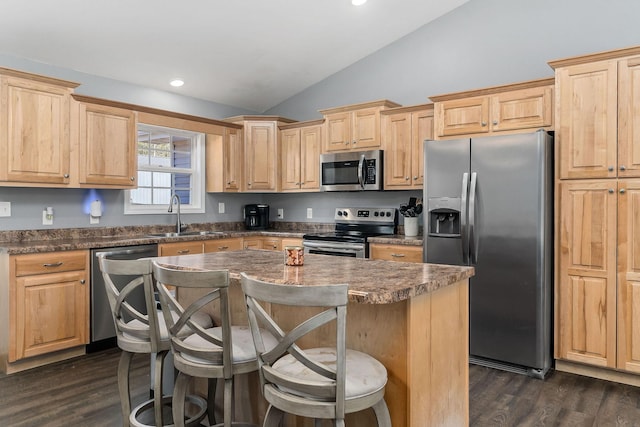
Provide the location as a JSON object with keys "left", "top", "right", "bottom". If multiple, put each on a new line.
{"left": 170, "top": 79, "right": 184, "bottom": 87}
{"left": 352, "top": 0, "right": 367, "bottom": 5}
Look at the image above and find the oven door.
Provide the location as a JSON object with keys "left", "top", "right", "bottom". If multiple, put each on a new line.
{"left": 303, "top": 240, "right": 366, "bottom": 258}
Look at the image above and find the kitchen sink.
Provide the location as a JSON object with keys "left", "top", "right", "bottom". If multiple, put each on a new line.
{"left": 146, "top": 231, "right": 225, "bottom": 238}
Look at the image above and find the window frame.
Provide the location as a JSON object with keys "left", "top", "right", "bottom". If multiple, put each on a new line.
{"left": 124, "top": 123, "right": 205, "bottom": 215}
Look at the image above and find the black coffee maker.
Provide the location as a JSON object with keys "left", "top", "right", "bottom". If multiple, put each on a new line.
{"left": 244, "top": 204, "right": 269, "bottom": 230}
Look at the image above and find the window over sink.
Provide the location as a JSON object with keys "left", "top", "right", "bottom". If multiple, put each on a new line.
{"left": 124, "top": 124, "right": 205, "bottom": 214}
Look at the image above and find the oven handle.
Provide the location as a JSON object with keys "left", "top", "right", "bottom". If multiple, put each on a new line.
{"left": 303, "top": 241, "right": 365, "bottom": 252}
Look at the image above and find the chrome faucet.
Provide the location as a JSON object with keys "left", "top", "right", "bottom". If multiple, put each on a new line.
{"left": 168, "top": 193, "right": 183, "bottom": 233}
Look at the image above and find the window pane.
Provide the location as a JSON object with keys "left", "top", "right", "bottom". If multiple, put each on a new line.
{"left": 130, "top": 187, "right": 151, "bottom": 205}
{"left": 154, "top": 189, "right": 171, "bottom": 205}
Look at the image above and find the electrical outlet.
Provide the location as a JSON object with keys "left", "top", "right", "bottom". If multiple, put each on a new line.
{"left": 90, "top": 215, "right": 100, "bottom": 225}
{"left": 42, "top": 209, "right": 53, "bottom": 225}
{"left": 277, "top": 208, "right": 284, "bottom": 219}
{"left": 306, "top": 208, "right": 313, "bottom": 219}
{"left": 0, "top": 202, "right": 10, "bottom": 217}
{"left": 218, "top": 202, "right": 225, "bottom": 214}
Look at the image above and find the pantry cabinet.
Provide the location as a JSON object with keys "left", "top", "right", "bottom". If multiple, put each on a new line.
{"left": 551, "top": 46, "right": 640, "bottom": 375}
{"left": 280, "top": 120, "right": 323, "bottom": 191}
{"left": 0, "top": 68, "right": 78, "bottom": 186}
{"left": 430, "top": 78, "right": 554, "bottom": 139}
{"left": 73, "top": 95, "right": 137, "bottom": 187}
{"left": 381, "top": 104, "right": 433, "bottom": 189}
{"left": 9, "top": 250, "right": 89, "bottom": 362}
{"left": 320, "top": 100, "right": 400, "bottom": 153}
{"left": 226, "top": 116, "right": 297, "bottom": 192}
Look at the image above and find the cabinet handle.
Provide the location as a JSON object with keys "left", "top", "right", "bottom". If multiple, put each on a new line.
{"left": 413, "top": 176, "right": 418, "bottom": 180}
{"left": 405, "top": 177, "right": 410, "bottom": 181}
{"left": 130, "top": 176, "right": 135, "bottom": 181}
{"left": 345, "top": 141, "right": 350, "bottom": 145}
{"left": 218, "top": 246, "right": 229, "bottom": 250}
{"left": 492, "top": 120, "right": 498, "bottom": 125}
{"left": 620, "top": 188, "right": 627, "bottom": 194}
{"left": 247, "top": 182, "right": 252, "bottom": 186}
{"left": 80, "top": 279, "right": 86, "bottom": 285}
{"left": 391, "top": 253, "right": 405, "bottom": 258}
{"left": 353, "top": 140, "right": 357, "bottom": 145}
{"left": 43, "top": 262, "right": 63, "bottom": 268}
{"left": 609, "top": 188, "right": 615, "bottom": 194}
{"left": 608, "top": 166, "right": 615, "bottom": 172}
{"left": 620, "top": 165, "right": 627, "bottom": 171}
{"left": 177, "top": 249, "right": 190, "bottom": 254}
{"left": 227, "top": 181, "right": 231, "bottom": 185}
{"left": 63, "top": 174, "right": 70, "bottom": 179}
{"left": 481, "top": 122, "right": 487, "bottom": 127}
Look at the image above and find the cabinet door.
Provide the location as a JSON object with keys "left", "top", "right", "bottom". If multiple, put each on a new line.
{"left": 352, "top": 107, "right": 381, "bottom": 149}
{"left": 158, "top": 241, "right": 204, "bottom": 256}
{"left": 78, "top": 102, "right": 136, "bottom": 187}
{"left": 324, "top": 112, "right": 351, "bottom": 152}
{"left": 557, "top": 180, "right": 617, "bottom": 367}
{"left": 224, "top": 127, "right": 243, "bottom": 191}
{"left": 281, "top": 128, "right": 301, "bottom": 191}
{"left": 490, "top": 86, "right": 553, "bottom": 132}
{"left": 300, "top": 125, "right": 321, "bottom": 190}
{"left": 204, "top": 238, "right": 243, "bottom": 253}
{"left": 245, "top": 121, "right": 278, "bottom": 191}
{"left": 411, "top": 109, "right": 433, "bottom": 187}
{"left": 12, "top": 270, "right": 88, "bottom": 361}
{"left": 557, "top": 60, "right": 618, "bottom": 179}
{"left": 435, "top": 96, "right": 489, "bottom": 137}
{"left": 618, "top": 57, "right": 640, "bottom": 178}
{"left": 243, "top": 238, "right": 263, "bottom": 250}
{"left": 0, "top": 76, "right": 71, "bottom": 184}
{"left": 262, "top": 238, "right": 281, "bottom": 251}
{"left": 383, "top": 112, "right": 412, "bottom": 188}
{"left": 617, "top": 179, "right": 640, "bottom": 372}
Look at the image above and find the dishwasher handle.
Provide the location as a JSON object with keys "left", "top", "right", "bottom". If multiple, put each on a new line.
{"left": 95, "top": 247, "right": 157, "bottom": 258}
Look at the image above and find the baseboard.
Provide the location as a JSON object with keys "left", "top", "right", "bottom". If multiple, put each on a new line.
{"left": 555, "top": 359, "right": 640, "bottom": 387}
{"left": 3, "top": 346, "right": 86, "bottom": 375}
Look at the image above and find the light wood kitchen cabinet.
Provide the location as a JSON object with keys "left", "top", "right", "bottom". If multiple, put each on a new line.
{"left": 243, "top": 238, "right": 263, "bottom": 250}
{"left": 9, "top": 250, "right": 89, "bottom": 362}
{"left": 73, "top": 95, "right": 137, "bottom": 187}
{"left": 369, "top": 244, "right": 423, "bottom": 263}
{"left": 225, "top": 116, "right": 297, "bottom": 192}
{"left": 281, "top": 238, "right": 303, "bottom": 248}
{"left": 203, "top": 238, "right": 243, "bottom": 253}
{"left": 550, "top": 52, "right": 640, "bottom": 179}
{"left": 243, "top": 236, "right": 299, "bottom": 251}
{"left": 206, "top": 125, "right": 244, "bottom": 192}
{"left": 381, "top": 104, "right": 433, "bottom": 189}
{"left": 158, "top": 241, "right": 204, "bottom": 256}
{"left": 0, "top": 68, "right": 78, "bottom": 186}
{"left": 551, "top": 46, "right": 640, "bottom": 377}
{"left": 280, "top": 120, "right": 323, "bottom": 192}
{"left": 429, "top": 78, "right": 554, "bottom": 139}
{"left": 320, "top": 100, "right": 400, "bottom": 153}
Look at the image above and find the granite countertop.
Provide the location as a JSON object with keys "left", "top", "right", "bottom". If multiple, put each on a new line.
{"left": 0, "top": 224, "right": 422, "bottom": 255}
{"left": 154, "top": 249, "right": 472, "bottom": 304}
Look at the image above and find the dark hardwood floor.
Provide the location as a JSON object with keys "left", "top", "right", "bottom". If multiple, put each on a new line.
{"left": 2, "top": 348, "right": 640, "bottom": 426}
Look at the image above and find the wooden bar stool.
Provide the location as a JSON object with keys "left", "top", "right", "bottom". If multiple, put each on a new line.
{"left": 152, "top": 261, "right": 277, "bottom": 427}
{"left": 241, "top": 272, "right": 392, "bottom": 427}
{"left": 98, "top": 255, "right": 209, "bottom": 427}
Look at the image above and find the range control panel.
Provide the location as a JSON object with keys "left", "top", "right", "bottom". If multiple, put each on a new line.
{"left": 334, "top": 207, "right": 397, "bottom": 223}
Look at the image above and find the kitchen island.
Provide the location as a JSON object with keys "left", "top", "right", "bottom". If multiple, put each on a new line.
{"left": 155, "top": 249, "right": 474, "bottom": 427}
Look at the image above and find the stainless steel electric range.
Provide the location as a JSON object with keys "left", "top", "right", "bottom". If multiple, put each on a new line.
{"left": 302, "top": 207, "right": 397, "bottom": 258}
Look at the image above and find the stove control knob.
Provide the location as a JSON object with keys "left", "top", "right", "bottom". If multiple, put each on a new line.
{"left": 374, "top": 211, "right": 379, "bottom": 217}
{"left": 337, "top": 211, "right": 343, "bottom": 216}
{"left": 386, "top": 212, "right": 391, "bottom": 217}
{"left": 343, "top": 210, "right": 348, "bottom": 217}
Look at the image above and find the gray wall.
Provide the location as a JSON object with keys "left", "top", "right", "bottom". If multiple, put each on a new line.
{"left": 2, "top": 0, "right": 639, "bottom": 231}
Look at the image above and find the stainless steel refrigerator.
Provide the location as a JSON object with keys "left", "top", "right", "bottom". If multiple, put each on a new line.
{"left": 423, "top": 130, "right": 553, "bottom": 378}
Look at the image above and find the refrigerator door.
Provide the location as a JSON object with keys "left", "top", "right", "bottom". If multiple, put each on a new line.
{"left": 469, "top": 131, "right": 552, "bottom": 372}
{"left": 424, "top": 138, "right": 470, "bottom": 266}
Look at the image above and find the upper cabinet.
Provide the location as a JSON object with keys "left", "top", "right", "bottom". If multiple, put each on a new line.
{"left": 381, "top": 104, "right": 433, "bottom": 190}
{"left": 429, "top": 78, "right": 554, "bottom": 139}
{"left": 0, "top": 68, "right": 78, "bottom": 186}
{"left": 206, "top": 125, "right": 244, "bottom": 193}
{"left": 550, "top": 50, "right": 640, "bottom": 179}
{"left": 225, "top": 116, "right": 296, "bottom": 192}
{"left": 72, "top": 95, "right": 137, "bottom": 187}
{"left": 320, "top": 100, "right": 400, "bottom": 153}
{"left": 279, "top": 119, "right": 323, "bottom": 192}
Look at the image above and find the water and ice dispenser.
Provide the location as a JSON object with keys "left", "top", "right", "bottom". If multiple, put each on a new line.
{"left": 428, "top": 197, "right": 461, "bottom": 237}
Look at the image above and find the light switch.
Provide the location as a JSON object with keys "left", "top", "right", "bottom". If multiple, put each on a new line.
{"left": 306, "top": 208, "right": 313, "bottom": 219}
{"left": 0, "top": 202, "right": 10, "bottom": 217}
{"left": 218, "top": 202, "right": 225, "bottom": 214}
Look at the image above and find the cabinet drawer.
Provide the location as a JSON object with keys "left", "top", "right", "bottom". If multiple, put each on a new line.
{"left": 369, "top": 244, "right": 423, "bottom": 263}
{"left": 204, "top": 238, "right": 243, "bottom": 252}
{"left": 158, "top": 241, "right": 204, "bottom": 256}
{"left": 13, "top": 250, "right": 88, "bottom": 277}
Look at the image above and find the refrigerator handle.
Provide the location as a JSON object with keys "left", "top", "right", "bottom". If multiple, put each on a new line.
{"left": 461, "top": 172, "right": 469, "bottom": 264}
{"left": 469, "top": 172, "right": 478, "bottom": 264}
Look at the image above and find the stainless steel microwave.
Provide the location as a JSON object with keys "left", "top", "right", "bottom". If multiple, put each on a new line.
{"left": 320, "top": 149, "right": 383, "bottom": 191}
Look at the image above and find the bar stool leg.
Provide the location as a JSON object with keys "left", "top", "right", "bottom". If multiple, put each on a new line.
{"left": 263, "top": 406, "right": 285, "bottom": 427}
{"left": 152, "top": 351, "right": 169, "bottom": 426}
{"left": 118, "top": 351, "right": 135, "bottom": 427}
{"left": 207, "top": 378, "right": 218, "bottom": 425}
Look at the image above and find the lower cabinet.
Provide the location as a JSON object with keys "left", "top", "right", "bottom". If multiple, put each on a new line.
{"left": 204, "top": 238, "right": 243, "bottom": 253}
{"left": 243, "top": 237, "right": 303, "bottom": 251}
{"left": 158, "top": 241, "right": 204, "bottom": 256}
{"left": 9, "top": 250, "right": 89, "bottom": 362}
{"left": 369, "top": 243, "right": 423, "bottom": 263}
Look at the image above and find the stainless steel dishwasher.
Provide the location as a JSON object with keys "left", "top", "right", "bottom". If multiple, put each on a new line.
{"left": 89, "top": 244, "right": 158, "bottom": 352}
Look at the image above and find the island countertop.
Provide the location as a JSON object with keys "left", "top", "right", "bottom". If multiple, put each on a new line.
{"left": 154, "top": 249, "right": 474, "bottom": 304}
